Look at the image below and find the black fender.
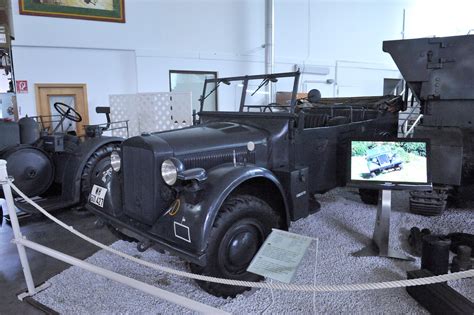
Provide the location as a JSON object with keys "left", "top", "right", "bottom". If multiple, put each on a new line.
{"left": 60, "top": 136, "right": 123, "bottom": 204}
{"left": 197, "top": 163, "right": 291, "bottom": 236}
{"left": 147, "top": 163, "right": 290, "bottom": 260}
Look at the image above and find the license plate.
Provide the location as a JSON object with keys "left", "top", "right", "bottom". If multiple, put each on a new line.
{"left": 90, "top": 185, "right": 107, "bottom": 208}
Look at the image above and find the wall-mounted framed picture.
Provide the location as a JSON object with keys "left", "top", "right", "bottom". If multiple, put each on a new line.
{"left": 19, "top": 0, "right": 125, "bottom": 23}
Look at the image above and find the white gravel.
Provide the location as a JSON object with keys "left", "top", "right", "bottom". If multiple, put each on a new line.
{"left": 32, "top": 188, "right": 473, "bottom": 314}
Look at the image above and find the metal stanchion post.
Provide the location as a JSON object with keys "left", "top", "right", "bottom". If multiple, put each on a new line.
{"left": 0, "top": 160, "right": 36, "bottom": 296}
{"left": 352, "top": 189, "right": 414, "bottom": 261}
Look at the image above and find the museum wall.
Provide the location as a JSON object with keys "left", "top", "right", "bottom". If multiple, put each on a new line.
{"left": 9, "top": 0, "right": 474, "bottom": 119}
{"left": 12, "top": 46, "right": 137, "bottom": 124}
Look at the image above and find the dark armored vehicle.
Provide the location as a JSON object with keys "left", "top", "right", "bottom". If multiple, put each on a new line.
{"left": 384, "top": 34, "right": 474, "bottom": 215}
{"left": 0, "top": 103, "right": 124, "bottom": 215}
{"left": 86, "top": 71, "right": 402, "bottom": 297}
{"left": 366, "top": 146, "right": 403, "bottom": 176}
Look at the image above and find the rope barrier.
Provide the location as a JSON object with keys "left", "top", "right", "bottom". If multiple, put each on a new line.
{"left": 9, "top": 181, "right": 474, "bottom": 292}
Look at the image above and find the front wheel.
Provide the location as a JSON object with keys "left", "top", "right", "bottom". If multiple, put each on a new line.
{"left": 190, "top": 194, "right": 281, "bottom": 298}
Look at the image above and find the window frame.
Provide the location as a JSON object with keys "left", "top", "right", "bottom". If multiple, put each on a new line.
{"left": 169, "top": 70, "right": 219, "bottom": 111}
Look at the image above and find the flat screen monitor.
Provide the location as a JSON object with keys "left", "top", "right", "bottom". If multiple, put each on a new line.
{"left": 348, "top": 138, "right": 432, "bottom": 190}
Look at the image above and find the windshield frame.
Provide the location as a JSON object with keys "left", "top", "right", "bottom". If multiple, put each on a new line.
{"left": 199, "top": 71, "right": 300, "bottom": 114}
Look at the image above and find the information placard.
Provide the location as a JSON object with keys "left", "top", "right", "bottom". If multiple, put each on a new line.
{"left": 247, "top": 229, "right": 315, "bottom": 283}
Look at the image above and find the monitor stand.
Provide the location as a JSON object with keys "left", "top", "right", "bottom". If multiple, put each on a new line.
{"left": 352, "top": 189, "right": 414, "bottom": 261}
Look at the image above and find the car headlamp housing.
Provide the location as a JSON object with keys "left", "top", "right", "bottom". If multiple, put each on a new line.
{"left": 110, "top": 150, "right": 121, "bottom": 172}
{"left": 161, "top": 159, "right": 179, "bottom": 186}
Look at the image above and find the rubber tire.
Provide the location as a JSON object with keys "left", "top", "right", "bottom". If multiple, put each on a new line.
{"left": 80, "top": 142, "right": 120, "bottom": 204}
{"left": 190, "top": 194, "right": 281, "bottom": 298}
{"left": 359, "top": 188, "right": 379, "bottom": 205}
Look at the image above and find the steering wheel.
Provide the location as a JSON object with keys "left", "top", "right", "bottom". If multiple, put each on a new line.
{"left": 53, "top": 102, "right": 82, "bottom": 122}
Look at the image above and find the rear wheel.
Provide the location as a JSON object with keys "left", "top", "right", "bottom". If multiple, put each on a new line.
{"left": 80, "top": 142, "right": 120, "bottom": 205}
{"left": 359, "top": 188, "right": 379, "bottom": 205}
{"left": 190, "top": 194, "right": 281, "bottom": 298}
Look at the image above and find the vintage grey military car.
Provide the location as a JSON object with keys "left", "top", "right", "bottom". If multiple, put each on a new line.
{"left": 86, "top": 71, "right": 402, "bottom": 297}
{"left": 366, "top": 146, "right": 403, "bottom": 177}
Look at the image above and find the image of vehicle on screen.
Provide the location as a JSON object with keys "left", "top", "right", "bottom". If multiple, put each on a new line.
{"left": 365, "top": 146, "right": 403, "bottom": 176}
{"left": 351, "top": 141, "right": 427, "bottom": 183}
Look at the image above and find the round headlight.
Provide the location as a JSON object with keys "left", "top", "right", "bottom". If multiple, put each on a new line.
{"left": 161, "top": 159, "right": 178, "bottom": 186}
{"left": 110, "top": 151, "right": 121, "bottom": 172}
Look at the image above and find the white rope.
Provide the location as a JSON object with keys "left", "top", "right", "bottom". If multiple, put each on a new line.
{"left": 9, "top": 181, "right": 474, "bottom": 292}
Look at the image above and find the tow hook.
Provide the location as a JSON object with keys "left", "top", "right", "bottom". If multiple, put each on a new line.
{"left": 137, "top": 240, "right": 153, "bottom": 252}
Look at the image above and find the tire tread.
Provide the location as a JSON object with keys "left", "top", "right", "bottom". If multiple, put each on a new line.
{"left": 190, "top": 194, "right": 280, "bottom": 298}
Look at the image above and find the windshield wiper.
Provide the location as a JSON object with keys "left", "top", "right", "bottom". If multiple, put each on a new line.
{"left": 250, "top": 76, "right": 278, "bottom": 96}
{"left": 251, "top": 78, "right": 269, "bottom": 96}
{"left": 200, "top": 79, "right": 230, "bottom": 102}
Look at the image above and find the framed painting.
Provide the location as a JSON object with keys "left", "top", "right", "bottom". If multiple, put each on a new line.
{"left": 19, "top": 0, "right": 125, "bottom": 23}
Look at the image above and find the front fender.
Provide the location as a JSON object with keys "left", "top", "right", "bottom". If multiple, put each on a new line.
{"left": 199, "top": 164, "right": 290, "bottom": 248}
{"left": 148, "top": 163, "right": 289, "bottom": 260}
{"left": 199, "top": 163, "right": 290, "bottom": 232}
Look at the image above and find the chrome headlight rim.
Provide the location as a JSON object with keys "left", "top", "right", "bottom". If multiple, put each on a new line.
{"left": 110, "top": 150, "right": 121, "bottom": 172}
{"left": 161, "top": 159, "right": 179, "bottom": 186}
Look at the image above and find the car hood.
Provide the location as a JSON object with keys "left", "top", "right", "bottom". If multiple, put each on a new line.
{"left": 151, "top": 121, "right": 269, "bottom": 156}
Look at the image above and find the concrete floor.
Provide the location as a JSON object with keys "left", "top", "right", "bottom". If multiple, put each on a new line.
{"left": 0, "top": 210, "right": 117, "bottom": 314}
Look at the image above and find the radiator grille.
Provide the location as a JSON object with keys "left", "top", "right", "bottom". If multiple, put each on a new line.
{"left": 122, "top": 146, "right": 159, "bottom": 225}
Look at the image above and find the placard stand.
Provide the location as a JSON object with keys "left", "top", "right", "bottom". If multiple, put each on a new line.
{"left": 352, "top": 190, "right": 414, "bottom": 261}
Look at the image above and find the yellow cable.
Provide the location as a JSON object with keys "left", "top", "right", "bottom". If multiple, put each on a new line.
{"left": 168, "top": 199, "right": 180, "bottom": 216}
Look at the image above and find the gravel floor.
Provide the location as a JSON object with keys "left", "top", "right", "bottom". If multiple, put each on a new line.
{"left": 32, "top": 188, "right": 473, "bottom": 314}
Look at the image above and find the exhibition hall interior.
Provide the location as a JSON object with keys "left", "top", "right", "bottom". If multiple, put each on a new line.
{"left": 0, "top": 0, "right": 473, "bottom": 313}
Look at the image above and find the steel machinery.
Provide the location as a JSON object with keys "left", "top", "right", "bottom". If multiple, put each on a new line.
{"left": 384, "top": 34, "right": 474, "bottom": 215}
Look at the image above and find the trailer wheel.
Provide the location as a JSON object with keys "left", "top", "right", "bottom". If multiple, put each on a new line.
{"left": 190, "top": 194, "right": 280, "bottom": 298}
{"left": 359, "top": 188, "right": 379, "bottom": 205}
{"left": 80, "top": 142, "right": 120, "bottom": 204}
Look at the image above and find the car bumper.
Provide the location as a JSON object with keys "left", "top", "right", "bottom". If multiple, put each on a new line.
{"left": 86, "top": 204, "right": 206, "bottom": 266}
